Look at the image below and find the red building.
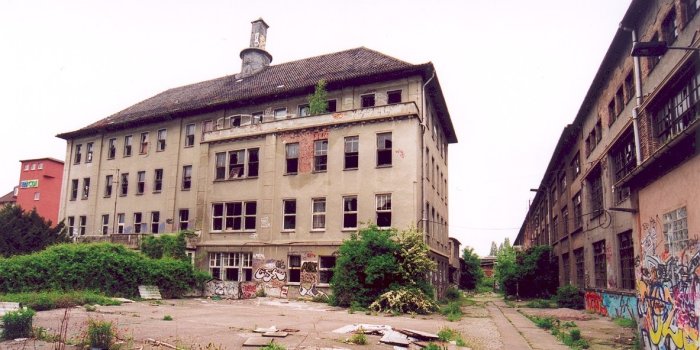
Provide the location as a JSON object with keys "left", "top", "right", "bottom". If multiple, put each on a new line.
{"left": 16, "top": 158, "right": 64, "bottom": 225}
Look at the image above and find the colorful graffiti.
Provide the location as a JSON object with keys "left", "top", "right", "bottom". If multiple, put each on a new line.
{"left": 638, "top": 213, "right": 699, "bottom": 350}
{"left": 585, "top": 290, "right": 637, "bottom": 320}
{"left": 240, "top": 281, "right": 258, "bottom": 299}
{"left": 205, "top": 280, "right": 239, "bottom": 299}
{"left": 299, "top": 252, "right": 325, "bottom": 298}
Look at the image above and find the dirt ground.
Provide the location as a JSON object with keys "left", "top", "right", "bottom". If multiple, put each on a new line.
{"left": 0, "top": 295, "right": 636, "bottom": 350}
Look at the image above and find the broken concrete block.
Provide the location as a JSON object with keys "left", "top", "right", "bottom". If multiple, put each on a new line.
{"left": 263, "top": 331, "right": 288, "bottom": 337}
{"left": 397, "top": 328, "right": 439, "bottom": 341}
{"left": 379, "top": 330, "right": 410, "bottom": 346}
{"left": 138, "top": 285, "right": 162, "bottom": 300}
{"left": 243, "top": 337, "right": 273, "bottom": 346}
{"left": 254, "top": 326, "right": 278, "bottom": 333}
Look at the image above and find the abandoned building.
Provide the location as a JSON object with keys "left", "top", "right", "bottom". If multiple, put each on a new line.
{"left": 516, "top": 0, "right": 699, "bottom": 348}
{"left": 57, "top": 19, "right": 457, "bottom": 299}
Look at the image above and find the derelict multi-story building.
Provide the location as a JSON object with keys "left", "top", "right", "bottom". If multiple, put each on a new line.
{"left": 57, "top": 20, "right": 457, "bottom": 298}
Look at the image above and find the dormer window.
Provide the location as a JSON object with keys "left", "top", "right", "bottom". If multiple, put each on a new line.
{"left": 387, "top": 90, "right": 402, "bottom": 104}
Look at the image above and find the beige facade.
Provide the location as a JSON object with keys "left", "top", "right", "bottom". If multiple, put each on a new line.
{"left": 58, "top": 27, "right": 457, "bottom": 299}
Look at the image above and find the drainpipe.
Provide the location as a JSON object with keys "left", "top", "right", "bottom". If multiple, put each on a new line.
{"left": 620, "top": 25, "right": 643, "bottom": 165}
{"left": 421, "top": 70, "right": 436, "bottom": 241}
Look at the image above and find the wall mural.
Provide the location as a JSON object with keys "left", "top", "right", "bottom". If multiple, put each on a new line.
{"left": 299, "top": 252, "right": 326, "bottom": 298}
{"left": 584, "top": 290, "right": 637, "bottom": 320}
{"left": 638, "top": 216, "right": 699, "bottom": 350}
{"left": 253, "top": 254, "right": 287, "bottom": 298}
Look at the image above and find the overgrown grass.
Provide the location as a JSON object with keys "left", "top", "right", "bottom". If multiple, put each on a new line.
{"left": 476, "top": 276, "right": 495, "bottom": 293}
{"left": 613, "top": 317, "right": 637, "bottom": 328}
{"left": 440, "top": 301, "right": 463, "bottom": 321}
{"left": 527, "top": 315, "right": 589, "bottom": 349}
{"left": 348, "top": 331, "right": 367, "bottom": 345}
{"left": 437, "top": 327, "right": 468, "bottom": 346}
{"left": 0, "top": 290, "right": 121, "bottom": 311}
{"left": 526, "top": 298, "right": 555, "bottom": 308}
{"left": 261, "top": 343, "right": 286, "bottom": 350}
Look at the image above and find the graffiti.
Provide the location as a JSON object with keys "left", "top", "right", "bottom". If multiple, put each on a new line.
{"left": 585, "top": 291, "right": 607, "bottom": 316}
{"left": 301, "top": 261, "right": 318, "bottom": 273}
{"left": 638, "top": 247, "right": 700, "bottom": 350}
{"left": 281, "top": 286, "right": 289, "bottom": 298}
{"left": 395, "top": 149, "right": 405, "bottom": 159}
{"left": 205, "top": 280, "right": 239, "bottom": 299}
{"left": 585, "top": 290, "right": 637, "bottom": 320}
{"left": 255, "top": 267, "right": 286, "bottom": 282}
{"left": 240, "top": 282, "right": 258, "bottom": 299}
{"left": 641, "top": 216, "right": 660, "bottom": 256}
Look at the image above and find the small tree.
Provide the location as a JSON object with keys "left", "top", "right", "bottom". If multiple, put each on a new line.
{"left": 0, "top": 205, "right": 68, "bottom": 257}
{"left": 460, "top": 247, "right": 483, "bottom": 290}
{"left": 308, "top": 80, "right": 328, "bottom": 115}
{"left": 517, "top": 245, "right": 558, "bottom": 298}
{"left": 489, "top": 242, "right": 498, "bottom": 256}
{"left": 494, "top": 238, "right": 518, "bottom": 295}
{"left": 140, "top": 232, "right": 188, "bottom": 261}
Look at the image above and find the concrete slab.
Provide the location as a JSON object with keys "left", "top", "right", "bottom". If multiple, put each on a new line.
{"left": 379, "top": 330, "right": 410, "bottom": 346}
{"left": 242, "top": 337, "right": 273, "bottom": 347}
{"left": 138, "top": 285, "right": 162, "bottom": 300}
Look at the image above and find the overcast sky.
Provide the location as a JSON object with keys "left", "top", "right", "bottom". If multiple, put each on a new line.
{"left": 0, "top": 0, "right": 632, "bottom": 256}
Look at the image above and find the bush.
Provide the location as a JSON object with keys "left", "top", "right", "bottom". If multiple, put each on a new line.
{"left": 348, "top": 332, "right": 367, "bottom": 345}
{"left": 526, "top": 299, "right": 554, "bottom": 308}
{"left": 331, "top": 226, "right": 435, "bottom": 308}
{"left": 1, "top": 308, "right": 35, "bottom": 339}
{"left": 517, "top": 246, "right": 558, "bottom": 298}
{"left": 369, "top": 287, "right": 438, "bottom": 314}
{"left": 87, "top": 319, "right": 113, "bottom": 349}
{"left": 460, "top": 247, "right": 484, "bottom": 289}
{"left": 533, "top": 316, "right": 556, "bottom": 330}
{"left": 0, "top": 290, "right": 120, "bottom": 311}
{"left": 556, "top": 284, "right": 584, "bottom": 309}
{"left": 440, "top": 301, "right": 463, "bottom": 321}
{"left": 140, "top": 232, "right": 188, "bottom": 261}
{"left": 0, "top": 205, "right": 68, "bottom": 257}
{"left": 444, "top": 286, "right": 462, "bottom": 301}
{"left": 0, "top": 243, "right": 201, "bottom": 298}
{"left": 570, "top": 328, "right": 581, "bottom": 341}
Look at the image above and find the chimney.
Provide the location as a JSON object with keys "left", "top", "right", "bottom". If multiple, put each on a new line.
{"left": 238, "top": 18, "right": 272, "bottom": 78}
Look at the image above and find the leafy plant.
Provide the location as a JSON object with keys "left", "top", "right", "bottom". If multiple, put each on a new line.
{"left": 369, "top": 287, "right": 438, "bottom": 314}
{"left": 613, "top": 317, "right": 637, "bottom": 328}
{"left": 460, "top": 246, "right": 484, "bottom": 289}
{"left": 444, "top": 286, "right": 462, "bottom": 301}
{"left": 331, "top": 225, "right": 435, "bottom": 308}
{"left": 0, "top": 205, "right": 68, "bottom": 257}
{"left": 423, "top": 344, "right": 443, "bottom": 350}
{"left": 439, "top": 301, "right": 463, "bottom": 321}
{"left": 87, "top": 319, "right": 113, "bottom": 349}
{"left": 526, "top": 298, "right": 554, "bottom": 308}
{"left": 1, "top": 308, "right": 35, "bottom": 339}
{"left": 556, "top": 284, "right": 584, "bottom": 309}
{"left": 532, "top": 316, "right": 556, "bottom": 330}
{"left": 140, "top": 232, "right": 188, "bottom": 261}
{"left": 0, "top": 243, "right": 203, "bottom": 298}
{"left": 261, "top": 343, "right": 286, "bottom": 350}
{"left": 437, "top": 327, "right": 458, "bottom": 342}
{"left": 308, "top": 80, "right": 328, "bottom": 115}
{"left": 348, "top": 332, "right": 367, "bottom": 345}
{"left": 163, "top": 315, "right": 173, "bottom": 321}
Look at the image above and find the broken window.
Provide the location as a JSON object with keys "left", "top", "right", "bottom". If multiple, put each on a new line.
{"left": 619, "top": 230, "right": 635, "bottom": 290}
{"left": 104, "top": 175, "right": 113, "bottom": 197}
{"left": 247, "top": 148, "right": 259, "bottom": 177}
{"left": 314, "top": 140, "right": 328, "bottom": 172}
{"left": 319, "top": 256, "right": 336, "bottom": 284}
{"left": 120, "top": 173, "right": 129, "bottom": 196}
{"left": 252, "top": 111, "right": 263, "bottom": 124}
{"left": 82, "top": 178, "right": 90, "bottom": 199}
{"left": 653, "top": 71, "right": 700, "bottom": 143}
{"left": 662, "top": 9, "right": 678, "bottom": 44}
{"left": 344, "top": 136, "right": 359, "bottom": 169}
{"left": 209, "top": 252, "right": 253, "bottom": 281}
{"left": 229, "top": 115, "right": 241, "bottom": 127}
{"left": 74, "top": 144, "right": 82, "bottom": 164}
{"left": 573, "top": 192, "right": 582, "bottom": 228}
{"left": 117, "top": 213, "right": 125, "bottom": 234}
{"left": 376, "top": 132, "right": 392, "bottom": 167}
{"left": 574, "top": 247, "right": 584, "bottom": 288}
{"left": 137, "top": 171, "right": 145, "bottom": 194}
{"left": 376, "top": 193, "right": 392, "bottom": 228}
{"left": 624, "top": 72, "right": 634, "bottom": 104}
{"left": 229, "top": 150, "right": 246, "bottom": 178}
{"left": 101, "top": 214, "right": 109, "bottom": 235}
{"left": 343, "top": 196, "right": 358, "bottom": 229}
{"left": 154, "top": 169, "right": 163, "bottom": 192}
{"left": 79, "top": 216, "right": 86, "bottom": 235}
{"left": 361, "top": 94, "right": 375, "bottom": 108}
{"left": 178, "top": 209, "right": 189, "bottom": 231}
{"left": 151, "top": 211, "right": 160, "bottom": 233}
{"left": 211, "top": 201, "right": 257, "bottom": 232}
{"left": 184, "top": 124, "right": 195, "bottom": 147}
{"left": 86, "top": 142, "right": 93, "bottom": 163}
{"left": 70, "top": 179, "right": 78, "bottom": 200}
{"left": 387, "top": 90, "right": 402, "bottom": 104}
{"left": 647, "top": 33, "right": 661, "bottom": 72}
{"left": 286, "top": 143, "right": 299, "bottom": 174}
{"left": 182, "top": 165, "right": 192, "bottom": 190}
{"left": 67, "top": 216, "right": 75, "bottom": 236}
{"left": 327, "top": 99, "right": 337, "bottom": 112}
{"left": 664, "top": 207, "right": 688, "bottom": 254}
{"left": 571, "top": 153, "right": 580, "bottom": 177}
{"left": 593, "top": 240, "right": 607, "bottom": 288}
{"left": 108, "top": 138, "right": 117, "bottom": 159}
{"left": 561, "top": 206, "right": 569, "bottom": 236}
{"left": 288, "top": 255, "right": 301, "bottom": 283}
{"left": 134, "top": 212, "right": 144, "bottom": 233}
{"left": 298, "top": 104, "right": 310, "bottom": 117}
{"left": 588, "top": 167, "right": 603, "bottom": 217}
{"left": 123, "top": 135, "right": 132, "bottom": 157}
{"left": 283, "top": 199, "right": 296, "bottom": 231}
{"left": 139, "top": 132, "right": 149, "bottom": 154}
{"left": 274, "top": 107, "right": 287, "bottom": 119}
{"left": 157, "top": 129, "right": 167, "bottom": 151}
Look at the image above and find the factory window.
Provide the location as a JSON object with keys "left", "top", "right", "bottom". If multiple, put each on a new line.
{"left": 376, "top": 193, "right": 392, "bottom": 228}
{"left": 123, "top": 135, "right": 133, "bottom": 157}
{"left": 343, "top": 196, "right": 358, "bottom": 229}
{"left": 298, "top": 104, "right": 310, "bottom": 117}
{"left": 283, "top": 199, "right": 296, "bottom": 231}
{"left": 82, "top": 178, "right": 90, "bottom": 199}
{"left": 185, "top": 124, "right": 196, "bottom": 147}
{"left": 619, "top": 230, "right": 635, "bottom": 290}
{"left": 376, "top": 132, "right": 392, "bottom": 167}
{"left": 133, "top": 212, "right": 144, "bottom": 234}
{"left": 664, "top": 207, "right": 688, "bottom": 254}
{"left": 178, "top": 209, "right": 189, "bottom": 231}
{"left": 139, "top": 132, "right": 149, "bottom": 154}
{"left": 70, "top": 179, "right": 78, "bottom": 200}
{"left": 137, "top": 171, "right": 146, "bottom": 194}
{"left": 387, "top": 90, "right": 402, "bottom": 104}
{"left": 157, "top": 129, "right": 167, "bottom": 151}
{"left": 154, "top": 169, "right": 163, "bottom": 192}
{"left": 117, "top": 213, "right": 125, "bottom": 234}
{"left": 151, "top": 211, "right": 160, "bottom": 233}
{"left": 211, "top": 201, "right": 257, "bottom": 232}
{"left": 288, "top": 255, "right": 301, "bottom": 283}
{"left": 74, "top": 144, "right": 82, "bottom": 164}
{"left": 574, "top": 248, "right": 585, "bottom": 288}
{"left": 67, "top": 216, "right": 75, "bottom": 236}
{"left": 79, "top": 216, "right": 87, "bottom": 235}
{"left": 285, "top": 143, "right": 299, "bottom": 174}
{"left": 319, "top": 256, "right": 336, "bottom": 284}
{"left": 86, "top": 142, "right": 93, "bottom": 163}
{"left": 312, "top": 198, "right": 326, "bottom": 230}
{"left": 108, "top": 138, "right": 117, "bottom": 159}
{"left": 182, "top": 165, "right": 192, "bottom": 190}
{"left": 209, "top": 252, "right": 253, "bottom": 281}
{"left": 101, "top": 214, "right": 109, "bottom": 235}
{"left": 361, "top": 94, "right": 375, "bottom": 108}
{"left": 327, "top": 99, "right": 337, "bottom": 112}
{"left": 120, "top": 173, "right": 129, "bottom": 196}
{"left": 344, "top": 136, "right": 359, "bottom": 169}
{"left": 314, "top": 140, "right": 328, "bottom": 172}
{"left": 593, "top": 240, "right": 607, "bottom": 288}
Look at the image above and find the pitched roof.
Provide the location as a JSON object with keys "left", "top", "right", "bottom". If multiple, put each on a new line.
{"left": 0, "top": 191, "right": 16, "bottom": 204}
{"left": 58, "top": 47, "right": 440, "bottom": 139}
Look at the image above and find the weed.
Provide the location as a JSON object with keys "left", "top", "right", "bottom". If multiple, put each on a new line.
{"left": 348, "top": 332, "right": 367, "bottom": 345}
{"left": 613, "top": 317, "right": 637, "bottom": 328}
{"left": 0, "top": 291, "right": 120, "bottom": 311}
{"left": 526, "top": 299, "right": 554, "bottom": 308}
{"left": 1, "top": 308, "right": 35, "bottom": 339}
{"left": 163, "top": 315, "right": 173, "bottom": 321}
{"left": 86, "top": 319, "right": 113, "bottom": 349}
{"left": 570, "top": 328, "right": 581, "bottom": 341}
{"left": 444, "top": 286, "right": 462, "bottom": 302}
{"left": 84, "top": 304, "right": 97, "bottom": 312}
{"left": 440, "top": 301, "right": 463, "bottom": 321}
{"left": 562, "top": 321, "right": 577, "bottom": 328}
{"left": 532, "top": 316, "right": 556, "bottom": 330}
{"left": 260, "top": 343, "right": 286, "bottom": 350}
{"left": 424, "top": 343, "right": 444, "bottom": 350}
{"left": 256, "top": 289, "right": 267, "bottom": 298}
{"left": 437, "top": 327, "right": 460, "bottom": 342}
{"left": 32, "top": 327, "right": 59, "bottom": 342}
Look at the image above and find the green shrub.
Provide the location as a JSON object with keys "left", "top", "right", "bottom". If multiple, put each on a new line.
{"left": 140, "top": 232, "right": 188, "bottom": 261}
{"left": 437, "top": 327, "right": 458, "bottom": 342}
{"left": 460, "top": 247, "right": 484, "bottom": 289}
{"left": 476, "top": 275, "right": 495, "bottom": 293}
{"left": 0, "top": 290, "right": 120, "bottom": 311}
{"left": 0, "top": 243, "right": 202, "bottom": 298}
{"left": 440, "top": 301, "right": 463, "bottom": 321}
{"left": 533, "top": 316, "right": 556, "bottom": 330}
{"left": 369, "top": 287, "right": 438, "bottom": 314}
{"left": 163, "top": 315, "right": 173, "bottom": 321}
{"left": 261, "top": 343, "right": 286, "bottom": 350}
{"left": 555, "top": 284, "right": 584, "bottom": 309}
{"left": 1, "top": 308, "right": 35, "bottom": 339}
{"left": 613, "top": 317, "right": 637, "bottom": 328}
{"left": 444, "top": 286, "right": 462, "bottom": 301}
{"left": 570, "top": 328, "right": 581, "bottom": 341}
{"left": 424, "top": 344, "right": 442, "bottom": 350}
{"left": 348, "top": 332, "right": 367, "bottom": 345}
{"left": 87, "top": 319, "right": 113, "bottom": 349}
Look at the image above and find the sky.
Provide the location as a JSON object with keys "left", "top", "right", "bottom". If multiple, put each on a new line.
{"left": 0, "top": 0, "right": 632, "bottom": 256}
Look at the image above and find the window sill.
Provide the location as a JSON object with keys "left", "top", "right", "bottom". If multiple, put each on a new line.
{"left": 312, "top": 170, "right": 327, "bottom": 174}
{"left": 281, "top": 230, "right": 295, "bottom": 233}
{"left": 81, "top": 197, "right": 89, "bottom": 200}
{"left": 341, "top": 228, "right": 357, "bottom": 232}
{"left": 153, "top": 191, "right": 162, "bottom": 194}
{"left": 284, "top": 172, "right": 298, "bottom": 176}
{"left": 136, "top": 193, "right": 144, "bottom": 196}
{"left": 181, "top": 188, "right": 191, "bottom": 191}
{"left": 376, "top": 164, "right": 392, "bottom": 169}
{"left": 310, "top": 229, "right": 326, "bottom": 233}
{"left": 286, "top": 282, "right": 300, "bottom": 286}
{"left": 103, "top": 195, "right": 112, "bottom": 199}
{"left": 70, "top": 198, "right": 76, "bottom": 201}
{"left": 213, "top": 176, "right": 258, "bottom": 183}
{"left": 123, "top": 155, "right": 132, "bottom": 158}
{"left": 184, "top": 145, "right": 194, "bottom": 149}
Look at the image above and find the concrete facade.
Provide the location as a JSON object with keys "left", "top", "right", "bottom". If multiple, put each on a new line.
{"left": 57, "top": 20, "right": 457, "bottom": 299}
{"left": 16, "top": 157, "right": 64, "bottom": 225}
{"left": 516, "top": 1, "right": 699, "bottom": 348}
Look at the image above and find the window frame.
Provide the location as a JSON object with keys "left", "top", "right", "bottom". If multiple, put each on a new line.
{"left": 120, "top": 173, "right": 129, "bottom": 196}
{"left": 67, "top": 216, "right": 75, "bottom": 236}
{"left": 376, "top": 193, "right": 392, "bottom": 228}
{"left": 78, "top": 216, "right": 87, "bottom": 235}
{"left": 342, "top": 196, "right": 358, "bottom": 230}
{"left": 139, "top": 132, "right": 149, "bottom": 154}
{"left": 344, "top": 136, "right": 359, "bottom": 170}
{"left": 117, "top": 213, "right": 125, "bottom": 234}
{"left": 156, "top": 129, "right": 167, "bottom": 152}
{"left": 123, "top": 135, "right": 132, "bottom": 157}
{"left": 74, "top": 144, "right": 82, "bottom": 164}
{"left": 361, "top": 93, "right": 375, "bottom": 108}
{"left": 285, "top": 143, "right": 299, "bottom": 174}
{"left": 209, "top": 252, "right": 253, "bottom": 282}
{"left": 70, "top": 179, "right": 78, "bottom": 200}
{"left": 136, "top": 171, "right": 146, "bottom": 195}
{"left": 312, "top": 198, "right": 326, "bottom": 230}
{"left": 153, "top": 169, "right": 163, "bottom": 193}
{"left": 319, "top": 256, "right": 336, "bottom": 285}
{"left": 376, "top": 132, "right": 392, "bottom": 167}
{"left": 104, "top": 175, "right": 113, "bottom": 197}
{"left": 282, "top": 199, "right": 296, "bottom": 231}
{"left": 86, "top": 142, "right": 94, "bottom": 163}
{"left": 387, "top": 90, "right": 402, "bottom": 104}
{"left": 101, "top": 214, "right": 109, "bottom": 235}
{"left": 151, "top": 211, "right": 160, "bottom": 233}
{"left": 107, "top": 138, "right": 117, "bottom": 159}
{"left": 82, "top": 178, "right": 90, "bottom": 199}
{"left": 211, "top": 201, "right": 257, "bottom": 232}
{"left": 184, "top": 123, "right": 196, "bottom": 147}
{"left": 593, "top": 240, "right": 607, "bottom": 288}
{"left": 313, "top": 139, "right": 328, "bottom": 172}
{"left": 178, "top": 209, "right": 190, "bottom": 231}
{"left": 298, "top": 104, "right": 310, "bottom": 117}
{"left": 618, "top": 230, "right": 635, "bottom": 290}
{"left": 182, "top": 165, "right": 192, "bottom": 190}
{"left": 287, "top": 255, "right": 301, "bottom": 284}
{"left": 574, "top": 247, "right": 585, "bottom": 288}
{"left": 133, "top": 212, "right": 144, "bottom": 234}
